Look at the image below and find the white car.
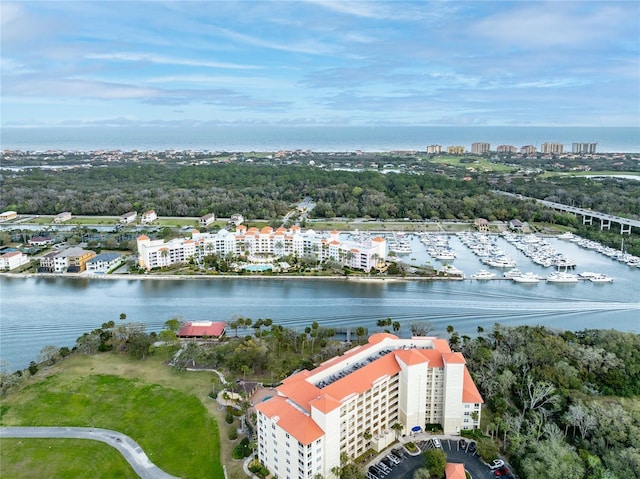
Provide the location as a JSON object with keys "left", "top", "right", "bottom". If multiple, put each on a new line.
{"left": 490, "top": 459, "right": 505, "bottom": 470}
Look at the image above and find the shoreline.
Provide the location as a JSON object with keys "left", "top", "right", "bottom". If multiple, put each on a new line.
{"left": 0, "top": 272, "right": 463, "bottom": 282}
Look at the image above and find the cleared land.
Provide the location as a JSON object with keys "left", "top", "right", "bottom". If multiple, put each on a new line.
{"left": 0, "top": 354, "right": 226, "bottom": 479}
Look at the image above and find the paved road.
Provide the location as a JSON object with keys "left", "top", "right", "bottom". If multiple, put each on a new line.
{"left": 0, "top": 426, "right": 180, "bottom": 479}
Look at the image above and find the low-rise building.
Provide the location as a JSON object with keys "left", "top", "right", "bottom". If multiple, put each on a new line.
{"left": 199, "top": 213, "right": 216, "bottom": 227}
{"left": 54, "top": 212, "right": 72, "bottom": 223}
{"left": 140, "top": 210, "right": 157, "bottom": 224}
{"left": 256, "top": 334, "right": 483, "bottom": 479}
{"left": 474, "top": 218, "right": 489, "bottom": 232}
{"left": 0, "top": 251, "right": 30, "bottom": 270}
{"left": 230, "top": 213, "right": 244, "bottom": 226}
{"left": 177, "top": 321, "right": 226, "bottom": 339}
{"left": 86, "top": 252, "right": 122, "bottom": 272}
{"left": 0, "top": 211, "right": 17, "bottom": 222}
{"left": 28, "top": 236, "right": 54, "bottom": 247}
{"left": 38, "top": 247, "right": 96, "bottom": 273}
{"left": 120, "top": 211, "right": 137, "bottom": 224}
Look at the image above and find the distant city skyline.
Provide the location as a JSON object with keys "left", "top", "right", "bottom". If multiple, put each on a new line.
{"left": 1, "top": 1, "right": 639, "bottom": 128}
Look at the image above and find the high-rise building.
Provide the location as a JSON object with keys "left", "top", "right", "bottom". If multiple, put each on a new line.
{"left": 471, "top": 142, "right": 490, "bottom": 155}
{"left": 496, "top": 145, "right": 517, "bottom": 153}
{"left": 426, "top": 144, "right": 442, "bottom": 154}
{"left": 256, "top": 334, "right": 483, "bottom": 479}
{"left": 447, "top": 145, "right": 466, "bottom": 155}
{"left": 572, "top": 142, "right": 597, "bottom": 154}
{"left": 541, "top": 143, "right": 564, "bottom": 154}
{"left": 520, "top": 145, "right": 537, "bottom": 155}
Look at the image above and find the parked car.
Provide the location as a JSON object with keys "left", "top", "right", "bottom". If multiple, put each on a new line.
{"left": 459, "top": 439, "right": 467, "bottom": 449}
{"left": 490, "top": 459, "right": 505, "bottom": 470}
{"left": 467, "top": 441, "right": 477, "bottom": 453}
{"left": 494, "top": 467, "right": 510, "bottom": 476}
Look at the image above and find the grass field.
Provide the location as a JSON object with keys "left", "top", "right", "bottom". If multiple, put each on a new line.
{"left": 0, "top": 354, "right": 226, "bottom": 479}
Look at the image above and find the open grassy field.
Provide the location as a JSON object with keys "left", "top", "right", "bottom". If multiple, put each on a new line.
{"left": 0, "top": 354, "right": 226, "bottom": 479}
{"left": 426, "top": 155, "right": 515, "bottom": 173}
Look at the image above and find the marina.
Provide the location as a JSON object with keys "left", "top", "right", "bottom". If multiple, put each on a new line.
{"left": 1, "top": 232, "right": 638, "bottom": 373}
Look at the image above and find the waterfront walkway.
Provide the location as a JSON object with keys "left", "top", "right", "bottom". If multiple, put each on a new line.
{"left": 0, "top": 426, "right": 180, "bottom": 479}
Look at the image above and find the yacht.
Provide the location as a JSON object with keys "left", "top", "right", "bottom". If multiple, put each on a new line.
{"left": 470, "top": 270, "right": 496, "bottom": 280}
{"left": 546, "top": 271, "right": 579, "bottom": 283}
{"left": 439, "top": 264, "right": 464, "bottom": 277}
{"left": 503, "top": 268, "right": 522, "bottom": 279}
{"left": 512, "top": 272, "right": 541, "bottom": 283}
{"left": 588, "top": 274, "right": 614, "bottom": 283}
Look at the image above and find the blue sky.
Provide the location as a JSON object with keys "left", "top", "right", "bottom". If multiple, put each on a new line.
{"left": 1, "top": 0, "right": 639, "bottom": 127}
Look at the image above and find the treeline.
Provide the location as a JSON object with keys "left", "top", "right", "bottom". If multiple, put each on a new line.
{"left": 453, "top": 324, "right": 640, "bottom": 479}
{"left": 0, "top": 163, "right": 576, "bottom": 220}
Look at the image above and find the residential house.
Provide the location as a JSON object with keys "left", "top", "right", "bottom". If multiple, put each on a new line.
{"left": 0, "top": 251, "right": 30, "bottom": 270}
{"left": 199, "top": 213, "right": 216, "bottom": 227}
{"left": 177, "top": 321, "right": 226, "bottom": 339}
{"left": 54, "top": 212, "right": 72, "bottom": 223}
{"left": 28, "top": 236, "right": 54, "bottom": 247}
{"left": 86, "top": 252, "right": 122, "bottom": 272}
{"left": 140, "top": 210, "right": 157, "bottom": 224}
{"left": 0, "top": 211, "right": 17, "bottom": 222}
{"left": 474, "top": 218, "right": 489, "bottom": 232}
{"left": 120, "top": 211, "right": 137, "bottom": 224}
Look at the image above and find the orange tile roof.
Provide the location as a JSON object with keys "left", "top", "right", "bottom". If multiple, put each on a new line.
{"left": 368, "top": 333, "right": 398, "bottom": 344}
{"left": 137, "top": 235, "right": 150, "bottom": 241}
{"left": 372, "top": 236, "right": 385, "bottom": 242}
{"left": 432, "top": 338, "right": 452, "bottom": 353}
{"left": 247, "top": 227, "right": 259, "bottom": 234}
{"left": 394, "top": 349, "right": 429, "bottom": 366}
{"left": 445, "top": 463, "right": 466, "bottom": 479}
{"left": 323, "top": 354, "right": 401, "bottom": 401}
{"left": 350, "top": 248, "right": 360, "bottom": 253}
{"left": 418, "top": 349, "right": 445, "bottom": 368}
{"left": 275, "top": 227, "right": 287, "bottom": 233}
{"left": 291, "top": 225, "right": 301, "bottom": 230}
{"left": 462, "top": 368, "right": 484, "bottom": 404}
{"left": 278, "top": 379, "right": 321, "bottom": 411}
{"left": 310, "top": 394, "right": 342, "bottom": 414}
{"left": 256, "top": 396, "right": 324, "bottom": 445}
{"left": 260, "top": 226, "right": 273, "bottom": 234}
{"left": 443, "top": 352, "right": 466, "bottom": 364}
{"left": 191, "top": 229, "right": 199, "bottom": 234}
{"left": 331, "top": 230, "right": 339, "bottom": 234}
{"left": 329, "top": 240, "right": 340, "bottom": 245}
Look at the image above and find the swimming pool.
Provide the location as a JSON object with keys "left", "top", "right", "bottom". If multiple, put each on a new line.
{"left": 244, "top": 264, "right": 273, "bottom": 272}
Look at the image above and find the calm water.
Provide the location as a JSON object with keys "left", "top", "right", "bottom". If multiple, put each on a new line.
{"left": 1, "top": 238, "right": 638, "bottom": 372}
{"left": 1, "top": 126, "right": 639, "bottom": 152}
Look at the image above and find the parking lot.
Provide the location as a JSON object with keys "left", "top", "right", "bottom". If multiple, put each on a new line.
{"left": 366, "top": 437, "right": 514, "bottom": 479}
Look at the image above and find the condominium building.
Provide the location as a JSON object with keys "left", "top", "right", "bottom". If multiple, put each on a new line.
{"left": 471, "top": 142, "right": 490, "bottom": 155}
{"left": 38, "top": 247, "right": 96, "bottom": 273}
{"left": 136, "top": 227, "right": 387, "bottom": 272}
{"left": 496, "top": 145, "right": 517, "bottom": 154}
{"left": 520, "top": 145, "right": 537, "bottom": 155}
{"left": 541, "top": 142, "right": 564, "bottom": 154}
{"left": 572, "top": 142, "right": 597, "bottom": 154}
{"left": 426, "top": 145, "right": 442, "bottom": 154}
{"left": 446, "top": 146, "right": 465, "bottom": 155}
{"left": 256, "top": 333, "right": 483, "bottom": 479}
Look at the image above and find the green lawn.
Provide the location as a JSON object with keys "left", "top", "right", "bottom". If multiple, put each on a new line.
{"left": 0, "top": 355, "right": 224, "bottom": 479}
{"left": 427, "top": 155, "right": 515, "bottom": 172}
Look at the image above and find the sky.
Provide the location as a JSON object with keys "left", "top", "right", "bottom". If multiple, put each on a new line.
{"left": 1, "top": 0, "right": 639, "bottom": 127}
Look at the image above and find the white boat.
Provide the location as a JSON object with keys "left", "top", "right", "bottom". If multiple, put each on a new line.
{"left": 546, "top": 272, "right": 579, "bottom": 283}
{"left": 589, "top": 274, "right": 614, "bottom": 283}
{"left": 512, "top": 272, "right": 541, "bottom": 283}
{"left": 503, "top": 268, "right": 522, "bottom": 279}
{"left": 470, "top": 270, "right": 496, "bottom": 280}
{"left": 439, "top": 264, "right": 464, "bottom": 277}
{"left": 558, "top": 232, "right": 575, "bottom": 240}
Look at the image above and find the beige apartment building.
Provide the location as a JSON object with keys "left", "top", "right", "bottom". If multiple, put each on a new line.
{"left": 256, "top": 334, "right": 483, "bottom": 479}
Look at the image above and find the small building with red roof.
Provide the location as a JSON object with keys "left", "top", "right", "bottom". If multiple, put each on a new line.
{"left": 177, "top": 321, "right": 226, "bottom": 339}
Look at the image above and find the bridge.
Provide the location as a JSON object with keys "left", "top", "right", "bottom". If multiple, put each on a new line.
{"left": 498, "top": 192, "right": 640, "bottom": 234}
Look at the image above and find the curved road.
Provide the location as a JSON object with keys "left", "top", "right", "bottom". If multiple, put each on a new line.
{"left": 0, "top": 426, "right": 180, "bottom": 479}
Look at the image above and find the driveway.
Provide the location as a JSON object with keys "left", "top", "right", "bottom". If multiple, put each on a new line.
{"left": 0, "top": 426, "right": 179, "bottom": 479}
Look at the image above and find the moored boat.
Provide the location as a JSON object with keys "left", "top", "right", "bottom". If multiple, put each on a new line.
{"left": 512, "top": 272, "right": 542, "bottom": 283}
{"left": 546, "top": 271, "right": 579, "bottom": 283}
{"left": 470, "top": 270, "right": 497, "bottom": 280}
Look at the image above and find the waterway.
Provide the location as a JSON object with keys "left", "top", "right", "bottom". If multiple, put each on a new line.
{"left": 1, "top": 237, "right": 638, "bottom": 372}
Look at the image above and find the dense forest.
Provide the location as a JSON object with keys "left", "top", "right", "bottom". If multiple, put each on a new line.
{"left": 2, "top": 163, "right": 639, "bottom": 221}
{"left": 454, "top": 325, "right": 640, "bottom": 479}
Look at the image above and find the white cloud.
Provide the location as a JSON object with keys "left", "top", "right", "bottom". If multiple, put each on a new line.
{"left": 85, "top": 53, "right": 260, "bottom": 70}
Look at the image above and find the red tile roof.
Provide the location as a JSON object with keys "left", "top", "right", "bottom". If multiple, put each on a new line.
{"left": 445, "top": 463, "right": 466, "bottom": 479}
{"left": 462, "top": 368, "right": 484, "bottom": 404}
{"left": 256, "top": 396, "right": 324, "bottom": 445}
{"left": 177, "top": 321, "right": 226, "bottom": 338}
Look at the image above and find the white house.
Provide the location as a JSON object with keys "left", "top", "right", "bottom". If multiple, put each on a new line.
{"left": 0, "top": 251, "right": 30, "bottom": 270}
{"left": 199, "top": 213, "right": 216, "bottom": 227}
{"left": 141, "top": 210, "right": 157, "bottom": 224}
{"left": 54, "top": 212, "right": 72, "bottom": 223}
{"left": 120, "top": 211, "right": 137, "bottom": 224}
{"left": 86, "top": 253, "right": 122, "bottom": 272}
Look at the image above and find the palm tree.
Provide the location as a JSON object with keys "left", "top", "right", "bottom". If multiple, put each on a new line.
{"left": 355, "top": 326, "right": 366, "bottom": 344}
{"left": 392, "top": 321, "right": 401, "bottom": 333}
{"left": 391, "top": 422, "right": 404, "bottom": 439}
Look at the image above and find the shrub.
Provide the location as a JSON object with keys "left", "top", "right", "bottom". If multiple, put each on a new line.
{"left": 228, "top": 426, "right": 238, "bottom": 441}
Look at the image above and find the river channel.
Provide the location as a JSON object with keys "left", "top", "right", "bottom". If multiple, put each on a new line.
{"left": 1, "top": 236, "right": 638, "bottom": 372}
